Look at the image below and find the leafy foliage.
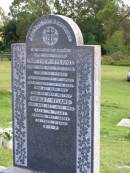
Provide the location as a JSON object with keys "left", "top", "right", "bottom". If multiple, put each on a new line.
{"left": 9, "top": 0, "right": 51, "bottom": 43}
{"left": 105, "top": 31, "right": 125, "bottom": 54}
{"left": 1, "top": 20, "right": 18, "bottom": 50}
{"left": 0, "top": 0, "right": 130, "bottom": 56}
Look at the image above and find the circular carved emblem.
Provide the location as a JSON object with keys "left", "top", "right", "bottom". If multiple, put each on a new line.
{"left": 42, "top": 26, "right": 59, "bottom": 46}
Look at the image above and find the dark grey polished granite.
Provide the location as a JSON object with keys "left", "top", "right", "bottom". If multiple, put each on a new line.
{"left": 4, "top": 15, "right": 101, "bottom": 173}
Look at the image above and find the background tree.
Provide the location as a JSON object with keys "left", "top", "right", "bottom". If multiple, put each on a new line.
{"left": 1, "top": 20, "right": 19, "bottom": 50}
{"left": 1, "top": 0, "right": 130, "bottom": 57}
{"left": 0, "top": 7, "right": 11, "bottom": 50}
{"left": 53, "top": 0, "right": 120, "bottom": 50}
{"left": 9, "top": 0, "right": 51, "bottom": 42}
{"left": 105, "top": 30, "right": 125, "bottom": 54}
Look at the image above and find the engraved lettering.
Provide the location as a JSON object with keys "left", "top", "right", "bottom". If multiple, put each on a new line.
{"left": 34, "top": 108, "right": 68, "bottom": 116}
{"left": 31, "top": 91, "right": 72, "bottom": 98}
{"left": 28, "top": 19, "right": 73, "bottom": 42}
{"left": 32, "top": 113, "right": 70, "bottom": 121}
{"left": 27, "top": 64, "right": 75, "bottom": 72}
{"left": 28, "top": 81, "right": 74, "bottom": 88}
{"left": 30, "top": 48, "right": 71, "bottom": 53}
{"left": 33, "top": 53, "right": 67, "bottom": 59}
{"left": 34, "top": 86, "right": 69, "bottom": 92}
{"left": 35, "top": 118, "right": 68, "bottom": 126}
{"left": 42, "top": 124, "right": 59, "bottom": 130}
{"left": 27, "top": 58, "right": 75, "bottom": 65}
{"left": 28, "top": 102, "right": 75, "bottom": 111}
{"left": 28, "top": 76, "right": 74, "bottom": 83}
{"left": 29, "top": 96, "right": 72, "bottom": 105}
{"left": 33, "top": 71, "right": 68, "bottom": 77}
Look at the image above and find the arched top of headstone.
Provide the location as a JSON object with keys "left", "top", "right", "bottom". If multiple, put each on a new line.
{"left": 26, "top": 15, "right": 84, "bottom": 48}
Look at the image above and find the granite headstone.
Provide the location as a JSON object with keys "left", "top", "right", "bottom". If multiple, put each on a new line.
{"left": 2, "top": 15, "right": 101, "bottom": 173}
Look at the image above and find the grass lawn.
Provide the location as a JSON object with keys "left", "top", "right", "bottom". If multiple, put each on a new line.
{"left": 0, "top": 148, "right": 12, "bottom": 167}
{"left": 0, "top": 61, "right": 12, "bottom": 166}
{"left": 101, "top": 65, "right": 130, "bottom": 173}
{"left": 1, "top": 61, "right": 130, "bottom": 172}
{"left": 0, "top": 61, "right": 12, "bottom": 128}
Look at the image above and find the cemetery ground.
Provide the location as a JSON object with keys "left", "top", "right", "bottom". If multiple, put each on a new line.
{"left": 0, "top": 61, "right": 12, "bottom": 166}
{"left": 1, "top": 60, "right": 130, "bottom": 173}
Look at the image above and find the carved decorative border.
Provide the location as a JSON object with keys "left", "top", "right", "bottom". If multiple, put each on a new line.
{"left": 76, "top": 48, "right": 93, "bottom": 173}
{"left": 12, "top": 44, "right": 27, "bottom": 166}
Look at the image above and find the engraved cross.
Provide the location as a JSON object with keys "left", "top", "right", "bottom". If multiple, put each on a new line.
{"left": 46, "top": 27, "right": 55, "bottom": 43}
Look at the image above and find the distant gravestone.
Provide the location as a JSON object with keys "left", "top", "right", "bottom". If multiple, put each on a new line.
{"left": 2, "top": 15, "right": 101, "bottom": 173}
{"left": 117, "top": 119, "right": 130, "bottom": 127}
{"left": 127, "top": 71, "right": 130, "bottom": 81}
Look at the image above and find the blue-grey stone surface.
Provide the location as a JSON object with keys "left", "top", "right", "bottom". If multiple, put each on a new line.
{"left": 11, "top": 15, "right": 101, "bottom": 173}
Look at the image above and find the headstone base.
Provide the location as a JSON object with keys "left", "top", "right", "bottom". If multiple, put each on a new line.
{"left": 0, "top": 167, "right": 45, "bottom": 173}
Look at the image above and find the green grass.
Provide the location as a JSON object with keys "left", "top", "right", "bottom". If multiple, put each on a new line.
{"left": 0, "top": 148, "right": 12, "bottom": 166}
{"left": 0, "top": 61, "right": 12, "bottom": 166}
{"left": 0, "top": 61, "right": 11, "bottom": 91}
{"left": 101, "top": 65, "right": 130, "bottom": 173}
{"left": 0, "top": 61, "right": 12, "bottom": 128}
{"left": 1, "top": 61, "right": 130, "bottom": 172}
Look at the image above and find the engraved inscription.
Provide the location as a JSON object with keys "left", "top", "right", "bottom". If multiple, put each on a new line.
{"left": 29, "top": 96, "right": 72, "bottom": 105}
{"left": 28, "top": 102, "right": 75, "bottom": 111}
{"left": 28, "top": 81, "right": 74, "bottom": 88}
{"left": 28, "top": 75, "right": 74, "bottom": 82}
{"left": 33, "top": 53, "right": 67, "bottom": 58}
{"left": 30, "top": 48, "right": 71, "bottom": 53}
{"left": 27, "top": 48, "right": 76, "bottom": 131}
{"left": 34, "top": 108, "right": 68, "bottom": 116}
{"left": 33, "top": 71, "right": 68, "bottom": 77}
{"left": 32, "top": 113, "right": 70, "bottom": 121}
{"left": 30, "top": 91, "right": 72, "bottom": 98}
{"left": 27, "top": 64, "right": 75, "bottom": 71}
{"left": 34, "top": 86, "right": 69, "bottom": 92}
{"left": 27, "top": 58, "right": 75, "bottom": 65}
{"left": 28, "top": 19, "right": 73, "bottom": 42}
